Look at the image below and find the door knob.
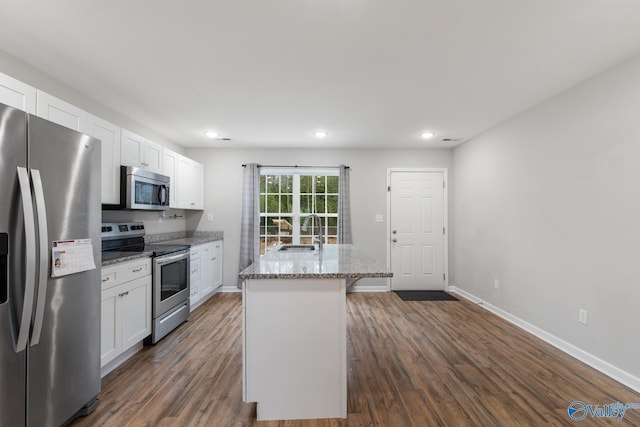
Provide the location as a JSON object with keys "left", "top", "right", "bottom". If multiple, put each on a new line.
{"left": 392, "top": 230, "right": 397, "bottom": 234}
{"left": 392, "top": 238, "right": 397, "bottom": 243}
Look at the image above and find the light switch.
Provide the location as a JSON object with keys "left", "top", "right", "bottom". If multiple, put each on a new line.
{"left": 375, "top": 214, "right": 383, "bottom": 223}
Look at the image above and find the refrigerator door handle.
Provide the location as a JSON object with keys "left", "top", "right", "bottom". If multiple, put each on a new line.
{"left": 30, "top": 169, "right": 49, "bottom": 346}
{"left": 15, "top": 167, "right": 37, "bottom": 352}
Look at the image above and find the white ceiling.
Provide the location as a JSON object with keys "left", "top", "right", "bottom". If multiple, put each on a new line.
{"left": 2, "top": 0, "right": 640, "bottom": 149}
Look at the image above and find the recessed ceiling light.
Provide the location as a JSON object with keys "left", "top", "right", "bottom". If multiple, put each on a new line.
{"left": 314, "top": 131, "right": 328, "bottom": 138}
{"left": 205, "top": 131, "right": 219, "bottom": 139}
{"left": 420, "top": 131, "right": 435, "bottom": 139}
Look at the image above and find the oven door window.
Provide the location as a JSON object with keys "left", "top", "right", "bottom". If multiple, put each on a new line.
{"left": 135, "top": 180, "right": 168, "bottom": 207}
{"left": 160, "top": 258, "right": 188, "bottom": 301}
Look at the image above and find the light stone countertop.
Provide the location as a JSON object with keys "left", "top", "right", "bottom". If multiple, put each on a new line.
{"left": 101, "top": 251, "right": 153, "bottom": 267}
{"left": 238, "top": 244, "right": 392, "bottom": 280}
{"left": 157, "top": 233, "right": 223, "bottom": 247}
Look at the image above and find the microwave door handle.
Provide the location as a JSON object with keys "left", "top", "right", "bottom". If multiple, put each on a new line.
{"left": 29, "top": 169, "right": 49, "bottom": 347}
{"left": 158, "top": 185, "right": 167, "bottom": 205}
{"left": 16, "top": 167, "right": 37, "bottom": 352}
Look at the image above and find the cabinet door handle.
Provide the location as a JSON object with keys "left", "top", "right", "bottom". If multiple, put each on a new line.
{"left": 102, "top": 276, "right": 110, "bottom": 282}
{"left": 132, "top": 267, "right": 143, "bottom": 273}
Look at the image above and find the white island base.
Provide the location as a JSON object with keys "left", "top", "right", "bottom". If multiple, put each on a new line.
{"left": 242, "top": 277, "right": 347, "bottom": 421}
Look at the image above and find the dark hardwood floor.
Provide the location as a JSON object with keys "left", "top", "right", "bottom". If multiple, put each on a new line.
{"left": 71, "top": 292, "right": 640, "bottom": 426}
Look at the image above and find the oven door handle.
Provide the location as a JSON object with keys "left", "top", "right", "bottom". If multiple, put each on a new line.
{"left": 155, "top": 251, "right": 189, "bottom": 265}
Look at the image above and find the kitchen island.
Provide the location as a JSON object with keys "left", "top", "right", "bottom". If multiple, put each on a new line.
{"left": 239, "top": 244, "right": 391, "bottom": 421}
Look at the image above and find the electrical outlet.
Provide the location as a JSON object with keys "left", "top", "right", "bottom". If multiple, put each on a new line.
{"left": 375, "top": 214, "right": 383, "bottom": 223}
{"left": 579, "top": 309, "right": 588, "bottom": 325}
{"left": 207, "top": 213, "right": 214, "bottom": 222}
{"left": 493, "top": 279, "right": 500, "bottom": 290}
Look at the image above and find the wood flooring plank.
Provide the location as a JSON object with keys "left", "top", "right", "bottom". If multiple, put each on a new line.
{"left": 71, "top": 292, "right": 640, "bottom": 426}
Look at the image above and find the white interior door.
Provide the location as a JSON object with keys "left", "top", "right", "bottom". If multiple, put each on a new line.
{"left": 390, "top": 170, "right": 445, "bottom": 290}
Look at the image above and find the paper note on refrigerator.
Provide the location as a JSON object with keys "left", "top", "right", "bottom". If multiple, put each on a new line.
{"left": 51, "top": 239, "right": 96, "bottom": 277}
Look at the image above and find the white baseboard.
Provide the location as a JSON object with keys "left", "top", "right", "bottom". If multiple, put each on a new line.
{"left": 349, "top": 285, "right": 388, "bottom": 293}
{"left": 220, "top": 285, "right": 241, "bottom": 293}
{"left": 448, "top": 286, "right": 640, "bottom": 393}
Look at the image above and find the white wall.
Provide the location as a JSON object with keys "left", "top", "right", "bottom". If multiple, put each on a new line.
{"left": 453, "top": 54, "right": 640, "bottom": 378}
{"left": 185, "top": 147, "right": 453, "bottom": 289}
{"left": 0, "top": 48, "right": 190, "bottom": 233}
{"left": 0, "top": 48, "right": 184, "bottom": 153}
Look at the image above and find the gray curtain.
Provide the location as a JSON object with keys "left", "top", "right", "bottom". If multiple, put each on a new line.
{"left": 239, "top": 163, "right": 260, "bottom": 287}
{"left": 338, "top": 164, "right": 353, "bottom": 244}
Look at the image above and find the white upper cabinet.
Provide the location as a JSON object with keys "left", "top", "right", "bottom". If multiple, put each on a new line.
{"left": 120, "top": 129, "right": 145, "bottom": 167}
{"left": 0, "top": 72, "right": 36, "bottom": 113}
{"left": 36, "top": 90, "right": 87, "bottom": 133}
{"left": 121, "top": 129, "right": 163, "bottom": 174}
{"left": 87, "top": 114, "right": 121, "bottom": 205}
{"left": 177, "top": 155, "right": 204, "bottom": 210}
{"left": 162, "top": 148, "right": 179, "bottom": 208}
{"left": 144, "top": 139, "right": 163, "bottom": 173}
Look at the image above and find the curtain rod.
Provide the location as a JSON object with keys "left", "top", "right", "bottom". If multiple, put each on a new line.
{"left": 242, "top": 164, "right": 349, "bottom": 169}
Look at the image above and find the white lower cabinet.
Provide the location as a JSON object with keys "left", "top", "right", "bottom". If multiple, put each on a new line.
{"left": 189, "top": 240, "right": 223, "bottom": 311}
{"left": 101, "top": 258, "right": 152, "bottom": 368}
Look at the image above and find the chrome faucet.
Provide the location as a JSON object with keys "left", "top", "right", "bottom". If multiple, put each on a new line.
{"left": 301, "top": 214, "right": 323, "bottom": 252}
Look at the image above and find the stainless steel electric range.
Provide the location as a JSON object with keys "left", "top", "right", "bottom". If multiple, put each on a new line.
{"left": 101, "top": 222, "right": 190, "bottom": 344}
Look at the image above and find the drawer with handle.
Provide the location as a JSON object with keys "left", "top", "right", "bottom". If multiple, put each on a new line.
{"left": 101, "top": 258, "right": 152, "bottom": 290}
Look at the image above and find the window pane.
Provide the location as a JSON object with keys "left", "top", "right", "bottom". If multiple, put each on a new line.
{"left": 300, "top": 215, "right": 313, "bottom": 237}
{"left": 266, "top": 194, "right": 278, "bottom": 212}
{"left": 300, "top": 194, "right": 311, "bottom": 213}
{"left": 327, "top": 176, "right": 339, "bottom": 193}
{"left": 266, "top": 220, "right": 279, "bottom": 236}
{"left": 327, "top": 216, "right": 338, "bottom": 236}
{"left": 315, "top": 176, "right": 326, "bottom": 193}
{"left": 300, "top": 176, "right": 311, "bottom": 193}
{"left": 260, "top": 176, "right": 266, "bottom": 193}
{"left": 281, "top": 194, "right": 293, "bottom": 213}
{"left": 327, "top": 195, "right": 338, "bottom": 213}
{"left": 265, "top": 175, "right": 278, "bottom": 193}
{"left": 281, "top": 175, "right": 293, "bottom": 193}
{"left": 260, "top": 194, "right": 266, "bottom": 212}
{"left": 315, "top": 195, "right": 326, "bottom": 213}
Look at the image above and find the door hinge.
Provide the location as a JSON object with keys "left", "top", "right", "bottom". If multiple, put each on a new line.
{"left": 443, "top": 181, "right": 445, "bottom": 189}
{"left": 387, "top": 185, "right": 391, "bottom": 191}
{"left": 443, "top": 273, "right": 446, "bottom": 281}
{"left": 443, "top": 227, "right": 445, "bottom": 235}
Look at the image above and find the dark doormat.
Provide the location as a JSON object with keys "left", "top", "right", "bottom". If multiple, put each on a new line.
{"left": 394, "top": 291, "right": 459, "bottom": 301}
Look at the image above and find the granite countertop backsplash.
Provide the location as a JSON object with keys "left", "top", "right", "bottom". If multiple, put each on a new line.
{"left": 101, "top": 251, "right": 154, "bottom": 267}
{"left": 101, "top": 230, "right": 223, "bottom": 267}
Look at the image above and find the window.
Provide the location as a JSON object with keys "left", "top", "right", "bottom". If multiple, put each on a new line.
{"left": 260, "top": 168, "right": 339, "bottom": 254}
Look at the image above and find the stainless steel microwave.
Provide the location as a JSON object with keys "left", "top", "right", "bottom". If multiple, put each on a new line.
{"left": 120, "top": 165, "right": 170, "bottom": 210}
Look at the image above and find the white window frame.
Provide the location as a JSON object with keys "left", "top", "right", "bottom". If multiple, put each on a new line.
{"left": 260, "top": 167, "right": 339, "bottom": 253}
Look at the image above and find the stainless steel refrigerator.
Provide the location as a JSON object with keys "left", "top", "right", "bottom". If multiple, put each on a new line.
{"left": 0, "top": 103, "right": 101, "bottom": 427}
